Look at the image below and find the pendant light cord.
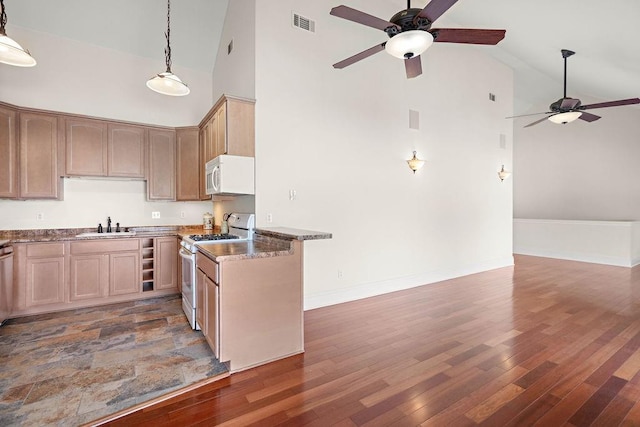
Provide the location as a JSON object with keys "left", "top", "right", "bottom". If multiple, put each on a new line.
{"left": 164, "top": 0, "right": 172, "bottom": 73}
{"left": 0, "top": 0, "right": 8, "bottom": 36}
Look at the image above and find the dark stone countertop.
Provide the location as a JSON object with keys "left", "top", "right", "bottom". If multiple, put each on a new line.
{"left": 0, "top": 225, "right": 211, "bottom": 243}
{"left": 255, "top": 227, "right": 332, "bottom": 241}
{"left": 195, "top": 237, "right": 293, "bottom": 262}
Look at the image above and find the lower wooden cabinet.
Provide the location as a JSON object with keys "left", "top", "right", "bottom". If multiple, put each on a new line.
{"left": 196, "top": 268, "right": 206, "bottom": 333}
{"left": 13, "top": 236, "right": 178, "bottom": 316}
{"left": 205, "top": 275, "right": 219, "bottom": 358}
{"left": 109, "top": 252, "right": 140, "bottom": 296}
{"left": 26, "top": 256, "right": 65, "bottom": 307}
{"left": 70, "top": 254, "right": 108, "bottom": 301}
{"left": 155, "top": 237, "right": 177, "bottom": 290}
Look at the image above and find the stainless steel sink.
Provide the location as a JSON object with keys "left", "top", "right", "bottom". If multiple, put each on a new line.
{"left": 76, "top": 231, "right": 137, "bottom": 238}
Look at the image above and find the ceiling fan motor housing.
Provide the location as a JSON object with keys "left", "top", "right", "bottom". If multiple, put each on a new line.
{"left": 549, "top": 97, "right": 582, "bottom": 112}
{"left": 385, "top": 8, "right": 431, "bottom": 37}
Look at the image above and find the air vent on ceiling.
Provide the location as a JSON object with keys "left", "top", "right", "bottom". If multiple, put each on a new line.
{"left": 292, "top": 12, "right": 315, "bottom": 33}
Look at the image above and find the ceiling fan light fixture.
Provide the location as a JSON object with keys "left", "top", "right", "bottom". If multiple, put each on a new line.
{"left": 146, "top": 71, "right": 190, "bottom": 96}
{"left": 0, "top": 0, "right": 36, "bottom": 67}
{"left": 385, "top": 30, "right": 433, "bottom": 59}
{"left": 548, "top": 111, "right": 582, "bottom": 124}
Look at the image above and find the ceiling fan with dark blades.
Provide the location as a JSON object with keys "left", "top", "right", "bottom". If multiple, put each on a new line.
{"left": 330, "top": 0, "right": 506, "bottom": 79}
{"left": 508, "top": 49, "right": 640, "bottom": 128}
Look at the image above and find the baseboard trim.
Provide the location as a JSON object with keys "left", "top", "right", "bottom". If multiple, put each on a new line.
{"left": 304, "top": 256, "right": 514, "bottom": 310}
{"left": 514, "top": 247, "right": 636, "bottom": 268}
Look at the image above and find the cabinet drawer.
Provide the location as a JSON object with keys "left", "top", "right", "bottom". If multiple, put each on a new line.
{"left": 71, "top": 238, "right": 140, "bottom": 254}
{"left": 196, "top": 252, "right": 219, "bottom": 284}
{"left": 26, "top": 242, "right": 65, "bottom": 257}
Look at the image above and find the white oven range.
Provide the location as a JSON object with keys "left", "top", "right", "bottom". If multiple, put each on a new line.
{"left": 179, "top": 213, "right": 255, "bottom": 330}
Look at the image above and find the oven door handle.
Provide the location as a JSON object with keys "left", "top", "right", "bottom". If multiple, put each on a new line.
{"left": 179, "top": 248, "right": 194, "bottom": 261}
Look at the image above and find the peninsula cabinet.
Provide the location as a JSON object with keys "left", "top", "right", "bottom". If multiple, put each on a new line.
{"left": 147, "top": 129, "right": 176, "bottom": 201}
{"left": 0, "top": 105, "right": 18, "bottom": 198}
{"left": 19, "top": 112, "right": 62, "bottom": 199}
{"left": 175, "top": 127, "right": 202, "bottom": 201}
{"left": 196, "top": 242, "right": 303, "bottom": 372}
{"left": 65, "top": 118, "right": 108, "bottom": 176}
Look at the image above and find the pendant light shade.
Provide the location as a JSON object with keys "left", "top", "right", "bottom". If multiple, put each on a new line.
{"left": 548, "top": 111, "right": 582, "bottom": 124}
{"left": 0, "top": 0, "right": 36, "bottom": 67}
{"left": 147, "top": 0, "right": 189, "bottom": 96}
{"left": 385, "top": 30, "right": 433, "bottom": 59}
{"left": 146, "top": 71, "right": 190, "bottom": 96}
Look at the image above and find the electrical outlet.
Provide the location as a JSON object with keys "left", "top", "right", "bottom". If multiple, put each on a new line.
{"left": 289, "top": 189, "right": 297, "bottom": 201}
{"left": 267, "top": 213, "right": 273, "bottom": 223}
{"left": 36, "top": 213, "right": 44, "bottom": 221}
{"left": 337, "top": 270, "right": 343, "bottom": 279}
{"left": 180, "top": 211, "right": 186, "bottom": 219}
{"left": 152, "top": 211, "right": 161, "bottom": 219}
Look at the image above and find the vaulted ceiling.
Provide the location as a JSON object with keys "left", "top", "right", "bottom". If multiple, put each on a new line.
{"left": 5, "top": 0, "right": 639, "bottom": 115}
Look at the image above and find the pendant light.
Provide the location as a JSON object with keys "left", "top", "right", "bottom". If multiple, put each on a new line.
{"left": 0, "top": 0, "right": 36, "bottom": 67}
{"left": 146, "top": 0, "right": 189, "bottom": 96}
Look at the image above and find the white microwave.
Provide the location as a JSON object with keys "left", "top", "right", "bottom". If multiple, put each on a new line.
{"left": 205, "top": 155, "right": 255, "bottom": 196}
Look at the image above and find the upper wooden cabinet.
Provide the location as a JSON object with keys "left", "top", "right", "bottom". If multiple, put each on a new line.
{"left": 176, "top": 127, "right": 201, "bottom": 201}
{"left": 147, "top": 129, "right": 176, "bottom": 201}
{"left": 0, "top": 105, "right": 18, "bottom": 198}
{"left": 65, "top": 119, "right": 146, "bottom": 179}
{"left": 200, "top": 95, "right": 255, "bottom": 165}
{"left": 107, "top": 124, "right": 146, "bottom": 178}
{"left": 65, "top": 118, "right": 108, "bottom": 176}
{"left": 19, "top": 112, "right": 62, "bottom": 199}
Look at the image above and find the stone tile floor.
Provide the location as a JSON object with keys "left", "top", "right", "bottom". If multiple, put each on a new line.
{"left": 0, "top": 294, "right": 228, "bottom": 426}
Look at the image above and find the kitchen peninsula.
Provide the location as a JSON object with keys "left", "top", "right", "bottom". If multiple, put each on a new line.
{"left": 195, "top": 227, "right": 331, "bottom": 372}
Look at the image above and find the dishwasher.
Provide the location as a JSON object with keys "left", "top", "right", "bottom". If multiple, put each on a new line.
{"left": 0, "top": 242, "right": 13, "bottom": 325}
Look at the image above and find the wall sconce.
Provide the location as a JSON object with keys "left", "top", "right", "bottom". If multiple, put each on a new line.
{"left": 407, "top": 151, "right": 425, "bottom": 174}
{"left": 498, "top": 165, "right": 511, "bottom": 182}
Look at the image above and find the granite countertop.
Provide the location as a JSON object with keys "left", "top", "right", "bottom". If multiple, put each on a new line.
{"left": 256, "top": 227, "right": 332, "bottom": 241}
{"left": 0, "top": 225, "right": 211, "bottom": 243}
{"left": 196, "top": 237, "right": 293, "bottom": 262}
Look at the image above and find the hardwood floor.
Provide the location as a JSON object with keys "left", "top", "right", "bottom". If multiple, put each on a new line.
{"left": 95, "top": 255, "right": 640, "bottom": 426}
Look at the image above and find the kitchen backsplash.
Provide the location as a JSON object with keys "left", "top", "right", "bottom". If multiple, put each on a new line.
{"left": 0, "top": 179, "right": 212, "bottom": 230}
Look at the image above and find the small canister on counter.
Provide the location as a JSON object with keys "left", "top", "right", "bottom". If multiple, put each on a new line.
{"left": 203, "top": 212, "right": 214, "bottom": 230}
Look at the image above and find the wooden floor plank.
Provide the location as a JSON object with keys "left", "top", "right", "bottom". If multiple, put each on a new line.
{"left": 97, "top": 255, "right": 640, "bottom": 427}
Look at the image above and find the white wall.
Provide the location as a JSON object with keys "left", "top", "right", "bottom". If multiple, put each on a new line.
{"left": 0, "top": 27, "right": 214, "bottom": 230}
{"left": 211, "top": 0, "right": 256, "bottom": 103}
{"left": 514, "top": 218, "right": 640, "bottom": 267}
{"left": 513, "top": 94, "right": 640, "bottom": 220}
{"left": 254, "top": 0, "right": 515, "bottom": 308}
{"left": 0, "top": 179, "right": 212, "bottom": 230}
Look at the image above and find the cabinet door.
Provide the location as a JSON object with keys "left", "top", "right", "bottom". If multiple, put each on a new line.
{"left": 175, "top": 127, "right": 201, "bottom": 201}
{"left": 26, "top": 257, "right": 65, "bottom": 307}
{"left": 155, "top": 237, "right": 177, "bottom": 290}
{"left": 19, "top": 112, "right": 61, "bottom": 199}
{"left": 0, "top": 106, "right": 18, "bottom": 198}
{"left": 214, "top": 103, "right": 227, "bottom": 157}
{"left": 108, "top": 124, "right": 146, "bottom": 178}
{"left": 196, "top": 268, "right": 206, "bottom": 333}
{"left": 109, "top": 252, "right": 140, "bottom": 296}
{"left": 70, "top": 254, "right": 108, "bottom": 301}
{"left": 147, "top": 129, "right": 176, "bottom": 200}
{"left": 205, "top": 275, "right": 219, "bottom": 358}
{"left": 226, "top": 98, "right": 255, "bottom": 157}
{"left": 65, "top": 118, "right": 108, "bottom": 176}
